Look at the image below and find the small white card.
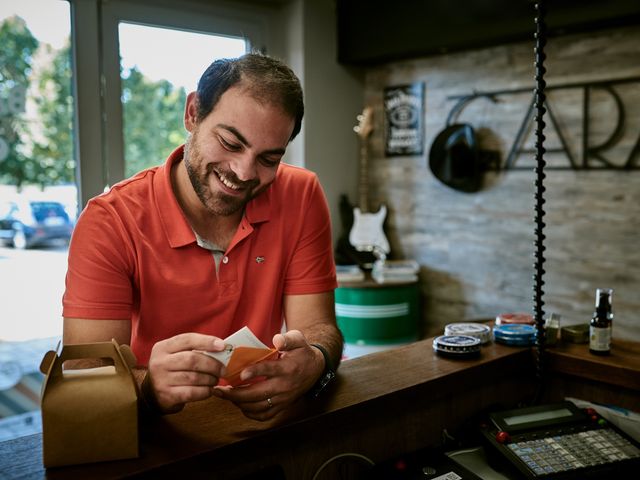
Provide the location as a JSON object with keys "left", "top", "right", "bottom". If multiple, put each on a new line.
{"left": 197, "top": 326, "right": 269, "bottom": 367}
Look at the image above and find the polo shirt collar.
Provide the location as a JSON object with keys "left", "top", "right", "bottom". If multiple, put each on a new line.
{"left": 155, "top": 145, "right": 272, "bottom": 249}
{"left": 244, "top": 182, "right": 271, "bottom": 224}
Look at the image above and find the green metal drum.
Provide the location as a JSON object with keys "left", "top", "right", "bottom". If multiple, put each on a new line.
{"left": 335, "top": 283, "right": 419, "bottom": 345}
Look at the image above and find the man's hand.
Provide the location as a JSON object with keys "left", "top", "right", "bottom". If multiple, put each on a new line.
{"left": 212, "top": 329, "right": 324, "bottom": 421}
{"left": 146, "top": 333, "right": 227, "bottom": 414}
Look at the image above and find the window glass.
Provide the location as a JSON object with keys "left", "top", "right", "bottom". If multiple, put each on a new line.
{"left": 0, "top": 0, "right": 73, "bottom": 442}
{"left": 118, "top": 22, "right": 247, "bottom": 177}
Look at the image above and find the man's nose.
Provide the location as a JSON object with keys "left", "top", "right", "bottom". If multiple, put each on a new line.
{"left": 230, "top": 154, "right": 257, "bottom": 182}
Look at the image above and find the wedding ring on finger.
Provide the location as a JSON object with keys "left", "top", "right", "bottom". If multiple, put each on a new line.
{"left": 266, "top": 397, "right": 273, "bottom": 408}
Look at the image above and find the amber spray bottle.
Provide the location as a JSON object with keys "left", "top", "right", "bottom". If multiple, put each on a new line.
{"left": 589, "top": 288, "right": 613, "bottom": 355}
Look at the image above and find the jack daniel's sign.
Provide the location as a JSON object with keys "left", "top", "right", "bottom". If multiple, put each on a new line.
{"left": 384, "top": 83, "right": 424, "bottom": 156}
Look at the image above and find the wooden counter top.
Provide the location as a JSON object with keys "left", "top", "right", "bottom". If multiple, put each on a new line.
{"left": 1, "top": 337, "right": 638, "bottom": 479}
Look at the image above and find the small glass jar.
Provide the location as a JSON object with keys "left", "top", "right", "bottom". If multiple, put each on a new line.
{"left": 545, "top": 313, "right": 560, "bottom": 345}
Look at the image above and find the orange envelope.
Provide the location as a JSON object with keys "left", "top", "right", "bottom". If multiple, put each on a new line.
{"left": 197, "top": 326, "right": 279, "bottom": 387}
{"left": 219, "top": 346, "right": 279, "bottom": 387}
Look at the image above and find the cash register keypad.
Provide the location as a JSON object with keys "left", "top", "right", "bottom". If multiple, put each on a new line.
{"left": 507, "top": 428, "right": 640, "bottom": 476}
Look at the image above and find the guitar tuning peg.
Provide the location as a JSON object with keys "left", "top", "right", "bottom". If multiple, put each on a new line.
{"left": 353, "top": 126, "right": 360, "bottom": 133}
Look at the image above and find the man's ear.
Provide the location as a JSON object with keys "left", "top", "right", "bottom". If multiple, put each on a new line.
{"left": 184, "top": 92, "right": 199, "bottom": 132}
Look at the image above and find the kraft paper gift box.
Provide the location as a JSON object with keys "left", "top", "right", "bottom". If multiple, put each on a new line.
{"left": 39, "top": 339, "right": 139, "bottom": 468}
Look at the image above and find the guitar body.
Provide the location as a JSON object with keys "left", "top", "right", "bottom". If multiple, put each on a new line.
{"left": 335, "top": 194, "right": 377, "bottom": 269}
{"left": 349, "top": 205, "right": 390, "bottom": 254}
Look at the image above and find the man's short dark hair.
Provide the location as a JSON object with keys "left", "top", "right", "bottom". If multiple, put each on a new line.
{"left": 196, "top": 53, "right": 304, "bottom": 141}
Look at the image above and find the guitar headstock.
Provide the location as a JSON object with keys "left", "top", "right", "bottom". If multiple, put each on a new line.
{"left": 353, "top": 107, "right": 374, "bottom": 139}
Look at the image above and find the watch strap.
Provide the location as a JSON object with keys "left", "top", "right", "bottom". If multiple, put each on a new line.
{"left": 310, "top": 343, "right": 335, "bottom": 373}
{"left": 308, "top": 343, "right": 336, "bottom": 398}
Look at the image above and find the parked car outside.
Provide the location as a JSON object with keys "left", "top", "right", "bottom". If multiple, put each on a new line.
{"left": 0, "top": 200, "right": 74, "bottom": 249}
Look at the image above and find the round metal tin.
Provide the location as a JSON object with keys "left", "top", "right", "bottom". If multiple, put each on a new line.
{"left": 433, "top": 335, "right": 481, "bottom": 357}
{"left": 444, "top": 322, "right": 492, "bottom": 344}
{"left": 493, "top": 324, "right": 536, "bottom": 346}
{"left": 495, "top": 313, "right": 534, "bottom": 326}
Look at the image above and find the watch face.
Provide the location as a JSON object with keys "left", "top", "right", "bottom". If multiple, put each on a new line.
{"left": 319, "top": 370, "right": 336, "bottom": 387}
{"left": 310, "top": 370, "right": 336, "bottom": 398}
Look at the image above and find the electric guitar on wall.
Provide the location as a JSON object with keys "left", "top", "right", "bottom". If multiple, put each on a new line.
{"left": 348, "top": 107, "right": 391, "bottom": 256}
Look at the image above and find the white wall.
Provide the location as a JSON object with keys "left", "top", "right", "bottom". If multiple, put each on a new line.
{"left": 275, "top": 0, "right": 365, "bottom": 244}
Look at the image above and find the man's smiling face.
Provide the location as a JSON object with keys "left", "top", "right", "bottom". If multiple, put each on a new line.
{"left": 183, "top": 85, "right": 295, "bottom": 216}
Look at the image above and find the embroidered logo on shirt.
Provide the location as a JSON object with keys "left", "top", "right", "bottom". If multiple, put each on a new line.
{"left": 255, "top": 256, "right": 265, "bottom": 264}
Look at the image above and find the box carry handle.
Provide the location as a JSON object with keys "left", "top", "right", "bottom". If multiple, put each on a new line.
{"left": 47, "top": 340, "right": 132, "bottom": 379}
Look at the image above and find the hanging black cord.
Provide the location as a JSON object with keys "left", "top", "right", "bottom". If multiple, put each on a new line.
{"left": 532, "top": 1, "right": 548, "bottom": 404}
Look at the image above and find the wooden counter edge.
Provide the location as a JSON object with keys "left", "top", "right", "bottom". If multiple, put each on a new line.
{"left": 546, "top": 338, "right": 640, "bottom": 390}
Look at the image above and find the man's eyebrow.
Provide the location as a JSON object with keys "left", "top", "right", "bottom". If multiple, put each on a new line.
{"left": 217, "top": 124, "right": 251, "bottom": 147}
{"left": 217, "top": 123, "right": 286, "bottom": 156}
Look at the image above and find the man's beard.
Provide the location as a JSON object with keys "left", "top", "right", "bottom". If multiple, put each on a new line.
{"left": 183, "top": 133, "right": 261, "bottom": 216}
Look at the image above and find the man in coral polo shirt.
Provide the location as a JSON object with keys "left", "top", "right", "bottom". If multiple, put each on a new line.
{"left": 62, "top": 53, "right": 343, "bottom": 420}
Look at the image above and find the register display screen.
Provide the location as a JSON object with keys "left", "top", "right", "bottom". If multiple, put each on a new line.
{"left": 504, "top": 407, "right": 573, "bottom": 426}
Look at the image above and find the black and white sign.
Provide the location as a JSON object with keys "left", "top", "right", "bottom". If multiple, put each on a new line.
{"left": 384, "top": 83, "right": 424, "bottom": 156}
